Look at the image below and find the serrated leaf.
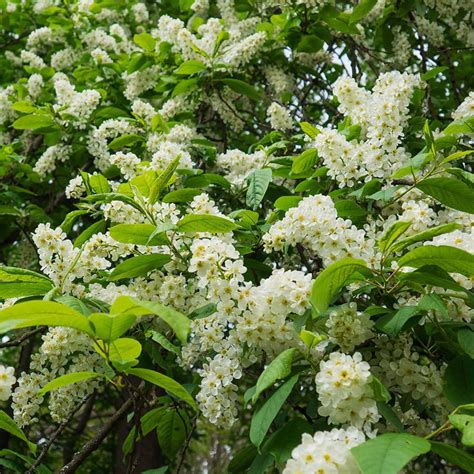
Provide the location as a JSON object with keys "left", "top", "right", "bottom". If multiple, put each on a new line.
{"left": 417, "top": 177, "right": 474, "bottom": 213}
{"left": 109, "top": 254, "right": 171, "bottom": 281}
{"left": 246, "top": 169, "right": 272, "bottom": 210}
{"left": 398, "top": 245, "right": 474, "bottom": 277}
{"left": 253, "top": 348, "right": 296, "bottom": 403}
{"left": 38, "top": 372, "right": 102, "bottom": 396}
{"left": 0, "top": 411, "right": 36, "bottom": 454}
{"left": 127, "top": 368, "right": 196, "bottom": 410}
{"left": 351, "top": 433, "right": 430, "bottom": 474}
{"left": 310, "top": 258, "right": 368, "bottom": 316}
{"left": 177, "top": 214, "right": 237, "bottom": 233}
{"left": 0, "top": 266, "right": 53, "bottom": 298}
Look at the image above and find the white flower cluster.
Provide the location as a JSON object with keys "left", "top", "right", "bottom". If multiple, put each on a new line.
{"left": 371, "top": 335, "right": 447, "bottom": 415}
{"left": 326, "top": 303, "right": 374, "bottom": 353}
{"left": 267, "top": 102, "right": 293, "bottom": 131}
{"left": 314, "top": 72, "right": 423, "bottom": 186}
{"left": 283, "top": 427, "right": 365, "bottom": 474}
{"left": 53, "top": 76, "right": 101, "bottom": 129}
{"left": 13, "top": 328, "right": 103, "bottom": 426}
{"left": 34, "top": 144, "right": 72, "bottom": 177}
{"left": 216, "top": 149, "right": 267, "bottom": 186}
{"left": 0, "top": 364, "right": 16, "bottom": 401}
{"left": 316, "top": 352, "right": 379, "bottom": 431}
{"left": 452, "top": 91, "right": 474, "bottom": 120}
{"left": 263, "top": 194, "right": 376, "bottom": 267}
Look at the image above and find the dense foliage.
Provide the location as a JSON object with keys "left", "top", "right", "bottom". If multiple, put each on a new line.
{"left": 0, "top": 0, "right": 473, "bottom": 472}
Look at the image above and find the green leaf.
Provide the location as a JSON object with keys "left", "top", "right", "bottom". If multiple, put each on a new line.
{"left": 96, "top": 338, "right": 142, "bottom": 364}
{"left": 122, "top": 407, "right": 165, "bottom": 455}
{"left": 416, "top": 177, "right": 474, "bottom": 213}
{"left": 370, "top": 376, "right": 391, "bottom": 402}
{"left": 375, "top": 307, "right": 420, "bottom": 336}
{"left": 443, "top": 356, "right": 474, "bottom": 406}
{"left": 310, "top": 258, "right": 368, "bottom": 316}
{"left": 133, "top": 32, "right": 156, "bottom": 51}
{"left": 250, "top": 374, "right": 299, "bottom": 448}
{"left": 127, "top": 368, "right": 196, "bottom": 410}
{"left": 157, "top": 409, "right": 188, "bottom": 458}
{"left": 0, "top": 266, "right": 53, "bottom": 298}
{"left": 109, "top": 134, "right": 144, "bottom": 151}
{"left": 148, "top": 155, "right": 180, "bottom": 204}
{"left": 253, "top": 348, "right": 296, "bottom": 403}
{"left": 74, "top": 220, "right": 106, "bottom": 248}
{"left": 444, "top": 118, "right": 474, "bottom": 135}
{"left": 0, "top": 301, "right": 93, "bottom": 335}
{"left": 274, "top": 196, "right": 302, "bottom": 211}
{"left": 377, "top": 402, "right": 404, "bottom": 432}
{"left": 177, "top": 214, "right": 237, "bottom": 233}
{"left": 0, "top": 411, "right": 36, "bottom": 454}
{"left": 175, "top": 60, "right": 206, "bottom": 75}
{"left": 109, "top": 254, "right": 171, "bottom": 281}
{"left": 291, "top": 149, "right": 318, "bottom": 174}
{"left": 421, "top": 66, "right": 448, "bottom": 80}
{"left": 299, "top": 122, "right": 320, "bottom": 138}
{"left": 431, "top": 441, "right": 474, "bottom": 472}
{"left": 11, "top": 101, "right": 37, "bottom": 113}
{"left": 349, "top": 0, "right": 377, "bottom": 23}
{"left": 89, "top": 173, "right": 111, "bottom": 194}
{"left": 458, "top": 330, "right": 474, "bottom": 358}
{"left": 89, "top": 312, "right": 136, "bottom": 342}
{"left": 111, "top": 297, "right": 190, "bottom": 345}
{"left": 147, "top": 330, "right": 180, "bottom": 355}
{"left": 162, "top": 188, "right": 201, "bottom": 203}
{"left": 246, "top": 169, "right": 272, "bottom": 210}
{"left": 449, "top": 414, "right": 474, "bottom": 446}
{"left": 398, "top": 265, "right": 467, "bottom": 293}
{"left": 418, "top": 293, "right": 448, "bottom": 318}
{"left": 228, "top": 445, "right": 258, "bottom": 473}
{"left": 109, "top": 224, "right": 169, "bottom": 246}
{"left": 378, "top": 221, "right": 411, "bottom": 253}
{"left": 220, "top": 78, "right": 260, "bottom": 101}
{"left": 296, "top": 35, "right": 323, "bottom": 52}
{"left": 351, "top": 433, "right": 431, "bottom": 474}
{"left": 398, "top": 245, "right": 474, "bottom": 277}
{"left": 38, "top": 372, "right": 102, "bottom": 396}
{"left": 12, "top": 114, "right": 55, "bottom": 130}
{"left": 390, "top": 223, "right": 461, "bottom": 253}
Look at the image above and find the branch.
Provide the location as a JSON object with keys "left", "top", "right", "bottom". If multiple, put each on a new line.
{"left": 0, "top": 328, "right": 43, "bottom": 348}
{"left": 25, "top": 395, "right": 93, "bottom": 474}
{"left": 58, "top": 397, "right": 133, "bottom": 474}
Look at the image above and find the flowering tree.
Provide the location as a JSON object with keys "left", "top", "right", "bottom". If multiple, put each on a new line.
{"left": 0, "top": 0, "right": 473, "bottom": 472}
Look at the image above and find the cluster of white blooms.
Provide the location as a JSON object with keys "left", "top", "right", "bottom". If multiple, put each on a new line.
{"left": 157, "top": 15, "right": 266, "bottom": 70}
{"left": 20, "top": 50, "right": 46, "bottom": 69}
{"left": 208, "top": 90, "right": 245, "bottom": 132}
{"left": 34, "top": 144, "right": 72, "bottom": 177}
{"left": 27, "top": 73, "right": 44, "bottom": 99}
{"left": 316, "top": 352, "right": 379, "bottom": 430}
{"left": 216, "top": 149, "right": 267, "bottom": 186}
{"left": 283, "top": 427, "right": 365, "bottom": 474}
{"left": 0, "top": 365, "right": 16, "bottom": 401}
{"left": 88, "top": 119, "right": 139, "bottom": 170}
{"left": 263, "top": 194, "right": 376, "bottom": 267}
{"left": 326, "top": 303, "right": 374, "bottom": 352}
{"left": 267, "top": 102, "right": 293, "bottom": 131}
{"left": 196, "top": 352, "right": 242, "bottom": 428}
{"left": 123, "top": 66, "right": 160, "bottom": 101}
{"left": 90, "top": 47, "right": 113, "bottom": 64}
{"left": 414, "top": 15, "right": 445, "bottom": 46}
{"left": 151, "top": 141, "right": 194, "bottom": 171}
{"left": 371, "top": 335, "right": 447, "bottom": 415}
{"left": 51, "top": 48, "right": 77, "bottom": 70}
{"left": 13, "top": 328, "right": 103, "bottom": 426}
{"left": 264, "top": 66, "right": 294, "bottom": 95}
{"left": 65, "top": 175, "right": 86, "bottom": 199}
{"left": 314, "top": 72, "right": 423, "bottom": 186}
{"left": 235, "top": 269, "right": 312, "bottom": 356}
{"left": 452, "top": 91, "right": 474, "bottom": 120}
{"left": 132, "top": 2, "right": 149, "bottom": 23}
{"left": 110, "top": 152, "right": 142, "bottom": 179}
{"left": 53, "top": 76, "right": 101, "bottom": 129}
{"left": 0, "top": 87, "right": 16, "bottom": 128}
{"left": 26, "top": 27, "right": 60, "bottom": 50}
